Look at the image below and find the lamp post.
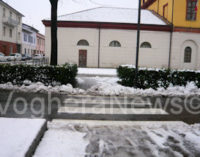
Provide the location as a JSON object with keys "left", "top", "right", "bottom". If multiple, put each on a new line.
{"left": 135, "top": 0, "right": 141, "bottom": 86}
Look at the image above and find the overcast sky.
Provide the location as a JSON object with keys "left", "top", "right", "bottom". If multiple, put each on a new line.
{"left": 3, "top": 0, "right": 138, "bottom": 34}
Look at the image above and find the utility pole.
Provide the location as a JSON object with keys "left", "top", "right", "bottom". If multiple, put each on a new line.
{"left": 135, "top": 0, "right": 141, "bottom": 86}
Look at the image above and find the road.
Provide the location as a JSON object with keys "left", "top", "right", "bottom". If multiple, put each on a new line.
{"left": 0, "top": 89, "right": 200, "bottom": 124}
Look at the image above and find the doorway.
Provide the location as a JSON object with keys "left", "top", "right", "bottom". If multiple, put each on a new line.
{"left": 79, "top": 50, "right": 87, "bottom": 67}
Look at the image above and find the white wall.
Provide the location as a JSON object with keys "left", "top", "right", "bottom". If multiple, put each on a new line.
{"left": 171, "top": 32, "right": 200, "bottom": 70}
{"left": 0, "top": 2, "right": 22, "bottom": 45}
{"left": 45, "top": 27, "right": 171, "bottom": 68}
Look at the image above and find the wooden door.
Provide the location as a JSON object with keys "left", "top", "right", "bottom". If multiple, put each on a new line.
{"left": 79, "top": 50, "right": 87, "bottom": 67}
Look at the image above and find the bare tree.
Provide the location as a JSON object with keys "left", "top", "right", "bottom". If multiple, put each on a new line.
{"left": 49, "top": 0, "right": 58, "bottom": 65}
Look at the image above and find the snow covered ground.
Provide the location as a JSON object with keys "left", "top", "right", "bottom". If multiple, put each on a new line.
{"left": 34, "top": 120, "right": 200, "bottom": 157}
{"left": 0, "top": 118, "right": 46, "bottom": 157}
{"left": 0, "top": 77, "right": 200, "bottom": 96}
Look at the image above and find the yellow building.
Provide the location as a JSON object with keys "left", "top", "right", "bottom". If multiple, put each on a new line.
{"left": 142, "top": 0, "right": 200, "bottom": 31}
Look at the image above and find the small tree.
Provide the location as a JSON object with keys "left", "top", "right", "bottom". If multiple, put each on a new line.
{"left": 49, "top": 0, "right": 58, "bottom": 65}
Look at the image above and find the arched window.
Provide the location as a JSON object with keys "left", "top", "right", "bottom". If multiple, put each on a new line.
{"left": 184, "top": 47, "right": 192, "bottom": 63}
{"left": 77, "top": 40, "right": 89, "bottom": 46}
{"left": 109, "top": 40, "right": 121, "bottom": 47}
{"left": 140, "top": 42, "right": 152, "bottom": 48}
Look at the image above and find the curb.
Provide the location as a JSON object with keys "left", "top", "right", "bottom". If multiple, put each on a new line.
{"left": 25, "top": 120, "right": 47, "bottom": 157}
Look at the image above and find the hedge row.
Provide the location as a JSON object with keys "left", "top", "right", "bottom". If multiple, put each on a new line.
{"left": 0, "top": 63, "right": 78, "bottom": 86}
{"left": 117, "top": 66, "right": 200, "bottom": 89}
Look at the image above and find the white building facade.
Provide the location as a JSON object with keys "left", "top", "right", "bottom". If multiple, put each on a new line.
{"left": 0, "top": 0, "right": 23, "bottom": 55}
{"left": 43, "top": 7, "right": 200, "bottom": 70}
{"left": 21, "top": 23, "right": 38, "bottom": 56}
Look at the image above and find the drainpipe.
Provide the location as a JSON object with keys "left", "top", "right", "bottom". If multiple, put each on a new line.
{"left": 157, "top": 0, "right": 160, "bottom": 13}
{"left": 98, "top": 25, "right": 101, "bottom": 68}
{"left": 168, "top": 0, "right": 175, "bottom": 69}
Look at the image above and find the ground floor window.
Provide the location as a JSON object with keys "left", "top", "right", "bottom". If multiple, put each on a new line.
{"left": 140, "top": 42, "right": 152, "bottom": 48}
{"left": 184, "top": 46, "right": 192, "bottom": 63}
{"left": 109, "top": 40, "right": 121, "bottom": 47}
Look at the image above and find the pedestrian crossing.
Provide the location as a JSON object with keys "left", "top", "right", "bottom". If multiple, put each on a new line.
{"left": 56, "top": 96, "right": 168, "bottom": 120}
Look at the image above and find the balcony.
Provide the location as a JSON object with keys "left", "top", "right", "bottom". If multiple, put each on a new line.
{"left": 3, "top": 17, "right": 19, "bottom": 27}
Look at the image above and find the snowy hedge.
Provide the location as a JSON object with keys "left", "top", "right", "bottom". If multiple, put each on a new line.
{"left": 117, "top": 66, "right": 200, "bottom": 89}
{"left": 0, "top": 63, "right": 78, "bottom": 86}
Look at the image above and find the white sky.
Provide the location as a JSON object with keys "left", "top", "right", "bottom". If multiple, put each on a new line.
{"left": 3, "top": 0, "right": 138, "bottom": 34}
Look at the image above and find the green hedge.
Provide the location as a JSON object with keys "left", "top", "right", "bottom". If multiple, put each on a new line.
{"left": 0, "top": 63, "right": 78, "bottom": 86}
{"left": 117, "top": 66, "right": 200, "bottom": 89}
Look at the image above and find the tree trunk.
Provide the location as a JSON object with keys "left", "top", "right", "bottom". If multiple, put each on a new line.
{"left": 49, "top": 0, "right": 58, "bottom": 65}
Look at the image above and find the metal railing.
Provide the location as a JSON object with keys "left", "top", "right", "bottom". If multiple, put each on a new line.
{"left": 0, "top": 57, "right": 49, "bottom": 66}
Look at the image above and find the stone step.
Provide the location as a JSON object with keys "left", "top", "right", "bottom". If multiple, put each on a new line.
{"left": 63, "top": 98, "right": 152, "bottom": 108}
{"left": 58, "top": 107, "right": 168, "bottom": 115}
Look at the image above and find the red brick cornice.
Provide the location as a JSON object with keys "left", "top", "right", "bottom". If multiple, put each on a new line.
{"left": 174, "top": 27, "right": 200, "bottom": 33}
{"left": 42, "top": 20, "right": 172, "bottom": 32}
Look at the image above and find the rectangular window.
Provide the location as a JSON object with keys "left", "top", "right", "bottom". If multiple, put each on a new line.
{"left": 9, "top": 29, "right": 12, "bottom": 38}
{"left": 3, "top": 8, "right": 6, "bottom": 17}
{"left": 18, "top": 32, "right": 21, "bottom": 40}
{"left": 10, "top": 11, "right": 12, "bottom": 18}
{"left": 24, "top": 34, "right": 27, "bottom": 41}
{"left": 3, "top": 26, "right": 6, "bottom": 36}
{"left": 28, "top": 35, "right": 33, "bottom": 43}
{"left": 186, "top": 0, "right": 197, "bottom": 21}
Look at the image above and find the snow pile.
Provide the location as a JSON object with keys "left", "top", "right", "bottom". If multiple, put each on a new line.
{"left": 0, "top": 82, "right": 85, "bottom": 94}
{"left": 34, "top": 120, "right": 200, "bottom": 157}
{"left": 0, "top": 118, "right": 46, "bottom": 157}
{"left": 88, "top": 81, "right": 200, "bottom": 96}
{"left": 0, "top": 78, "right": 200, "bottom": 96}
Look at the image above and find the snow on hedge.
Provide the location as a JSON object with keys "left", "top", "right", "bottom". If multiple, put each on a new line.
{"left": 0, "top": 78, "right": 200, "bottom": 96}
{"left": 34, "top": 120, "right": 200, "bottom": 157}
{"left": 0, "top": 118, "right": 45, "bottom": 157}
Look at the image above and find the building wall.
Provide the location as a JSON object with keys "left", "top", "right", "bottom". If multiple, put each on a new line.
{"left": 146, "top": 0, "right": 200, "bottom": 28}
{"left": 45, "top": 27, "right": 171, "bottom": 68}
{"left": 171, "top": 32, "right": 200, "bottom": 70}
{"left": 0, "top": 1, "right": 22, "bottom": 55}
{"left": 173, "top": 0, "right": 200, "bottom": 28}
{"left": 21, "top": 24, "right": 37, "bottom": 55}
{"left": 36, "top": 33, "right": 45, "bottom": 54}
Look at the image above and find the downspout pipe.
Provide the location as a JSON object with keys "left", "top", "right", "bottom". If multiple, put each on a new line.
{"left": 168, "top": 0, "right": 175, "bottom": 69}
{"left": 98, "top": 24, "right": 101, "bottom": 68}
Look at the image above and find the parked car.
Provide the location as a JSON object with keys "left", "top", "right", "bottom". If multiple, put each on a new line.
{"left": 0, "top": 52, "right": 7, "bottom": 62}
{"left": 33, "top": 54, "right": 44, "bottom": 60}
{"left": 21, "top": 54, "right": 32, "bottom": 61}
{"left": 7, "top": 53, "right": 22, "bottom": 61}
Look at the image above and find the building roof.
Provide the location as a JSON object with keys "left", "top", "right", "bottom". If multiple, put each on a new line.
{"left": 0, "top": 0, "right": 24, "bottom": 16}
{"left": 22, "top": 23, "right": 39, "bottom": 33}
{"left": 56, "top": 7, "right": 166, "bottom": 25}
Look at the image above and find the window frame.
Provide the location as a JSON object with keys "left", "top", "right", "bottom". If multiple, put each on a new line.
{"left": 3, "top": 8, "right": 6, "bottom": 17}
{"left": 3, "top": 26, "right": 6, "bottom": 36}
{"left": 9, "top": 29, "right": 12, "bottom": 38}
{"left": 109, "top": 40, "right": 121, "bottom": 47}
{"left": 77, "top": 39, "right": 89, "bottom": 46}
{"left": 140, "top": 42, "right": 152, "bottom": 48}
{"left": 186, "top": 0, "right": 197, "bottom": 21}
{"left": 184, "top": 46, "right": 192, "bottom": 63}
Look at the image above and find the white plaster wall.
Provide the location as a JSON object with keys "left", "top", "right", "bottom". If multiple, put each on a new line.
{"left": 44, "top": 26, "right": 173, "bottom": 69}
{"left": 0, "top": 2, "right": 22, "bottom": 45}
{"left": 171, "top": 32, "right": 200, "bottom": 70}
{"left": 100, "top": 29, "right": 170, "bottom": 68}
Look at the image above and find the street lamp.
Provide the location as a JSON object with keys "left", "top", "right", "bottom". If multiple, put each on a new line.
{"left": 135, "top": 0, "right": 141, "bottom": 86}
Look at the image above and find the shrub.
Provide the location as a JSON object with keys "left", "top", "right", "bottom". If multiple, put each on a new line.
{"left": 117, "top": 66, "right": 200, "bottom": 89}
{"left": 0, "top": 63, "right": 78, "bottom": 86}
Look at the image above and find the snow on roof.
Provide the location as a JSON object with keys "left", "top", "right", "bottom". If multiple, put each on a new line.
{"left": 57, "top": 7, "right": 166, "bottom": 25}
